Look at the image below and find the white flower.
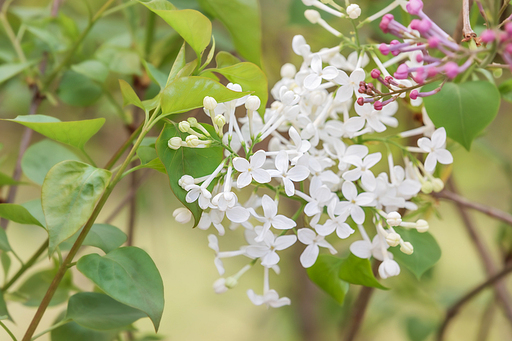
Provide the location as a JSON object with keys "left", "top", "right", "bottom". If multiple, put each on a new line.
{"left": 379, "top": 259, "right": 401, "bottom": 279}
{"left": 315, "top": 199, "right": 354, "bottom": 238}
{"left": 173, "top": 207, "right": 192, "bottom": 224}
{"left": 343, "top": 152, "right": 382, "bottom": 191}
{"left": 350, "top": 234, "right": 390, "bottom": 261}
{"left": 198, "top": 209, "right": 226, "bottom": 235}
{"left": 417, "top": 127, "right": 453, "bottom": 172}
{"left": 338, "top": 181, "right": 375, "bottom": 224}
{"left": 292, "top": 35, "right": 311, "bottom": 59}
{"left": 247, "top": 289, "right": 291, "bottom": 308}
{"left": 298, "top": 228, "right": 337, "bottom": 268}
{"left": 304, "top": 177, "right": 335, "bottom": 220}
{"left": 208, "top": 234, "right": 245, "bottom": 275}
{"left": 245, "top": 230, "right": 297, "bottom": 267}
{"left": 233, "top": 150, "right": 271, "bottom": 188}
{"left": 213, "top": 278, "right": 228, "bottom": 294}
{"left": 334, "top": 68, "right": 365, "bottom": 102}
{"left": 346, "top": 4, "right": 361, "bottom": 19}
{"left": 303, "top": 54, "right": 339, "bottom": 90}
{"left": 185, "top": 185, "right": 212, "bottom": 210}
{"left": 252, "top": 195, "right": 296, "bottom": 242}
{"left": 268, "top": 151, "right": 310, "bottom": 196}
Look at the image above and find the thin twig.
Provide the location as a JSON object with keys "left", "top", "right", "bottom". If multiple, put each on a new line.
{"left": 476, "top": 298, "right": 496, "bottom": 341}
{"left": 445, "top": 178, "right": 512, "bottom": 326}
{"left": 462, "top": 0, "right": 476, "bottom": 41}
{"left": 433, "top": 190, "right": 512, "bottom": 226}
{"left": 437, "top": 262, "right": 512, "bottom": 340}
{"left": 343, "top": 261, "right": 380, "bottom": 341}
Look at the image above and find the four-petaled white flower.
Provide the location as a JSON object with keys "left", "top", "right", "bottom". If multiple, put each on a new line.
{"left": 247, "top": 289, "right": 291, "bottom": 308}
{"left": 298, "top": 228, "right": 337, "bottom": 268}
{"left": 268, "top": 150, "right": 310, "bottom": 196}
{"left": 334, "top": 68, "right": 365, "bottom": 102}
{"left": 245, "top": 230, "right": 297, "bottom": 267}
{"left": 343, "top": 152, "right": 382, "bottom": 191}
{"left": 185, "top": 185, "right": 211, "bottom": 210}
{"left": 417, "top": 127, "right": 453, "bottom": 172}
{"left": 315, "top": 199, "right": 354, "bottom": 238}
{"left": 338, "top": 181, "right": 375, "bottom": 224}
{"left": 233, "top": 150, "right": 271, "bottom": 188}
{"left": 304, "top": 54, "right": 339, "bottom": 90}
{"left": 251, "top": 195, "right": 296, "bottom": 242}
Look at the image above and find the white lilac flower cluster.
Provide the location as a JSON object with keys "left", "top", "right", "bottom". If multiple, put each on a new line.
{"left": 170, "top": 0, "right": 453, "bottom": 308}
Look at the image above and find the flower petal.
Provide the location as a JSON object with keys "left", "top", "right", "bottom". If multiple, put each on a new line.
{"left": 300, "top": 244, "right": 319, "bottom": 268}
{"left": 233, "top": 157, "right": 250, "bottom": 172}
{"left": 237, "top": 171, "right": 253, "bottom": 188}
{"left": 252, "top": 169, "right": 271, "bottom": 184}
{"left": 349, "top": 240, "right": 372, "bottom": 259}
{"left": 250, "top": 150, "right": 267, "bottom": 168}
{"left": 272, "top": 215, "right": 296, "bottom": 229}
{"left": 297, "top": 228, "right": 316, "bottom": 244}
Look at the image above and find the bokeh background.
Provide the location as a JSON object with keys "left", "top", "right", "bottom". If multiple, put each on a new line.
{"left": 1, "top": 0, "right": 512, "bottom": 340}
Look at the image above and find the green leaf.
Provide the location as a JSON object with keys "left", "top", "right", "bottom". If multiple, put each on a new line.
{"left": 338, "top": 254, "right": 388, "bottom": 289}
{"left": 57, "top": 71, "right": 103, "bottom": 107}
{"left": 77, "top": 247, "right": 164, "bottom": 331}
{"left": 0, "top": 172, "right": 23, "bottom": 186}
{"left": 42, "top": 161, "right": 111, "bottom": 254}
{"left": 16, "top": 268, "right": 73, "bottom": 307}
{"left": 96, "top": 46, "right": 142, "bottom": 76}
{"left": 138, "top": 0, "right": 176, "bottom": 11}
{"left": 406, "top": 316, "right": 436, "bottom": 341}
{"left": 61, "top": 224, "right": 127, "bottom": 254}
{"left": 142, "top": 61, "right": 167, "bottom": 89}
{"left": 51, "top": 314, "right": 118, "bottom": 341}
{"left": 196, "top": 0, "right": 261, "bottom": 66}
{"left": 71, "top": 60, "right": 109, "bottom": 83}
{"left": 156, "top": 123, "right": 223, "bottom": 225}
{"left": 422, "top": 81, "right": 500, "bottom": 150}
{"left": 167, "top": 42, "right": 187, "bottom": 85}
{"left": 67, "top": 292, "right": 146, "bottom": 330}
{"left": 0, "top": 204, "right": 44, "bottom": 228}
{"left": 4, "top": 115, "right": 105, "bottom": 151}
{"left": 21, "top": 139, "right": 81, "bottom": 185}
{"left": 0, "top": 62, "right": 33, "bottom": 84}
{"left": 0, "top": 229, "right": 11, "bottom": 252}
{"left": 138, "top": 158, "right": 166, "bottom": 174}
{"left": 137, "top": 146, "right": 158, "bottom": 165}
{"left": 119, "top": 79, "right": 144, "bottom": 110}
{"left": 389, "top": 227, "right": 441, "bottom": 279}
{"left": 20, "top": 199, "right": 46, "bottom": 227}
{"left": 0, "top": 291, "right": 11, "bottom": 321}
{"left": 0, "top": 252, "right": 11, "bottom": 281}
{"left": 160, "top": 76, "right": 250, "bottom": 115}
{"left": 203, "top": 62, "right": 267, "bottom": 116}
{"left": 215, "top": 51, "right": 240, "bottom": 69}
{"left": 306, "top": 254, "right": 349, "bottom": 304}
{"left": 140, "top": 3, "right": 211, "bottom": 59}
{"left": 498, "top": 78, "right": 512, "bottom": 103}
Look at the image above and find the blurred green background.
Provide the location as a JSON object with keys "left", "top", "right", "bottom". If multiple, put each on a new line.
{"left": 1, "top": 0, "right": 512, "bottom": 340}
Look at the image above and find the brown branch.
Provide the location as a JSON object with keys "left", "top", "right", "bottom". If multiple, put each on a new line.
{"left": 437, "top": 262, "right": 512, "bottom": 340}
{"left": 433, "top": 190, "right": 512, "bottom": 226}
{"left": 462, "top": 0, "right": 476, "bottom": 42}
{"left": 343, "top": 261, "right": 380, "bottom": 341}
{"left": 476, "top": 298, "right": 496, "bottom": 341}
{"left": 442, "top": 178, "right": 512, "bottom": 330}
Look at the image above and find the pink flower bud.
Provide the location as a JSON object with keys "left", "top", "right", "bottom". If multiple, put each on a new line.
{"left": 480, "top": 29, "right": 495, "bottom": 43}
{"left": 374, "top": 101, "right": 383, "bottom": 110}
{"left": 379, "top": 43, "right": 390, "bottom": 55}
{"left": 390, "top": 40, "right": 401, "bottom": 56}
{"left": 410, "top": 90, "right": 419, "bottom": 100}
{"left": 444, "top": 61, "right": 459, "bottom": 79}
{"left": 371, "top": 69, "right": 381, "bottom": 78}
{"left": 506, "top": 22, "right": 512, "bottom": 37}
{"left": 506, "top": 43, "right": 512, "bottom": 54}
{"left": 428, "top": 37, "right": 439, "bottom": 48}
{"left": 357, "top": 97, "right": 365, "bottom": 106}
{"left": 416, "top": 53, "right": 424, "bottom": 63}
{"left": 406, "top": 0, "right": 423, "bottom": 15}
{"left": 427, "top": 67, "right": 438, "bottom": 78}
{"left": 379, "top": 14, "right": 394, "bottom": 33}
{"left": 394, "top": 64, "right": 409, "bottom": 79}
{"left": 410, "top": 19, "right": 431, "bottom": 34}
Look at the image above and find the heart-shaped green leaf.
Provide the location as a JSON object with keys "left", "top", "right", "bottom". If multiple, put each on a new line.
{"left": 306, "top": 254, "right": 349, "bottom": 304}
{"left": 67, "top": 292, "right": 146, "bottom": 330}
{"left": 77, "top": 247, "right": 164, "bottom": 332}
{"left": 338, "top": 254, "right": 387, "bottom": 289}
{"left": 160, "top": 76, "right": 250, "bottom": 116}
{"left": 156, "top": 123, "right": 223, "bottom": 226}
{"left": 3, "top": 115, "right": 105, "bottom": 151}
{"left": 42, "top": 161, "right": 111, "bottom": 254}
{"left": 389, "top": 227, "right": 441, "bottom": 279}
{"left": 422, "top": 81, "right": 500, "bottom": 150}
{"left": 0, "top": 204, "right": 44, "bottom": 228}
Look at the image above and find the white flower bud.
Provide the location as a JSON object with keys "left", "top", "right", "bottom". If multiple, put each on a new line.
{"left": 173, "top": 207, "right": 192, "bottom": 224}
{"left": 203, "top": 96, "right": 218, "bottom": 110}
{"left": 432, "top": 178, "right": 444, "bottom": 192}
{"left": 213, "top": 114, "right": 226, "bottom": 128}
{"left": 400, "top": 241, "right": 414, "bottom": 255}
{"left": 225, "top": 277, "right": 238, "bottom": 288}
{"left": 421, "top": 181, "right": 433, "bottom": 194}
{"left": 280, "top": 63, "right": 297, "bottom": 79}
{"left": 186, "top": 135, "right": 200, "bottom": 147}
{"left": 168, "top": 137, "right": 182, "bottom": 150}
{"left": 187, "top": 117, "right": 198, "bottom": 125}
{"left": 302, "top": 0, "right": 316, "bottom": 6}
{"left": 304, "top": 9, "right": 321, "bottom": 24}
{"left": 178, "top": 121, "right": 191, "bottom": 133}
{"left": 178, "top": 175, "right": 195, "bottom": 189}
{"left": 386, "top": 211, "right": 402, "bottom": 227}
{"left": 386, "top": 232, "right": 401, "bottom": 247}
{"left": 245, "top": 96, "right": 261, "bottom": 111}
{"left": 415, "top": 219, "right": 429, "bottom": 233}
{"left": 346, "top": 4, "right": 361, "bottom": 19}
{"left": 213, "top": 278, "right": 228, "bottom": 294}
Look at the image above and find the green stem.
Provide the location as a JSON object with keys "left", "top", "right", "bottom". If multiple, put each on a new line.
{"left": 104, "top": 124, "right": 143, "bottom": 170}
{"left": 0, "top": 5, "right": 27, "bottom": 64}
{"left": 30, "top": 319, "right": 71, "bottom": 340}
{"left": 41, "top": 0, "right": 116, "bottom": 91}
{"left": 101, "top": 1, "right": 137, "bottom": 18}
{"left": 0, "top": 320, "right": 17, "bottom": 341}
{"left": 10, "top": 249, "right": 24, "bottom": 266}
{"left": 2, "top": 239, "right": 48, "bottom": 292}
{"left": 144, "top": 11, "right": 156, "bottom": 59}
{"left": 21, "top": 115, "right": 153, "bottom": 340}
{"left": 80, "top": 148, "right": 97, "bottom": 168}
